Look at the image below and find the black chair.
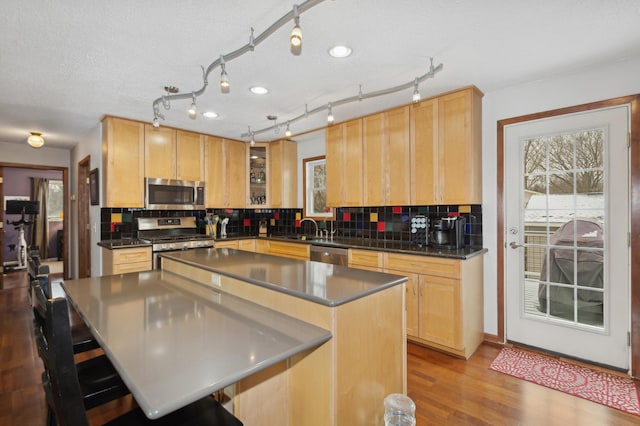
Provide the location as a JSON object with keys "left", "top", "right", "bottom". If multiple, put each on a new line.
{"left": 32, "top": 280, "right": 131, "bottom": 425}
{"left": 35, "top": 282, "right": 243, "bottom": 426}
{"left": 30, "top": 274, "right": 100, "bottom": 354}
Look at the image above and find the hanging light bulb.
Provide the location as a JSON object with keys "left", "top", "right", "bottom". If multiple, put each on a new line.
{"left": 412, "top": 78, "right": 421, "bottom": 103}
{"left": 27, "top": 132, "right": 44, "bottom": 148}
{"left": 220, "top": 57, "right": 230, "bottom": 93}
{"left": 188, "top": 92, "right": 197, "bottom": 119}
{"left": 153, "top": 116, "right": 160, "bottom": 128}
{"left": 250, "top": 132, "right": 256, "bottom": 147}
{"left": 285, "top": 122, "right": 292, "bottom": 137}
{"left": 327, "top": 103, "right": 334, "bottom": 123}
{"left": 290, "top": 5, "right": 302, "bottom": 55}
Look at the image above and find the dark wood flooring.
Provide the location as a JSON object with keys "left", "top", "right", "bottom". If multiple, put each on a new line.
{"left": 2, "top": 271, "right": 639, "bottom": 425}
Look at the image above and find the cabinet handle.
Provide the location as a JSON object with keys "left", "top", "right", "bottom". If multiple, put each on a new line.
{"left": 412, "top": 284, "right": 416, "bottom": 296}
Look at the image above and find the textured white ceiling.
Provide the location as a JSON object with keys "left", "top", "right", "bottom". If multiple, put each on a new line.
{"left": 1, "top": 0, "right": 639, "bottom": 149}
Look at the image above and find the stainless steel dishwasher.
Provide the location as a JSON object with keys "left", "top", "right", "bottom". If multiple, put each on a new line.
{"left": 310, "top": 245, "right": 348, "bottom": 266}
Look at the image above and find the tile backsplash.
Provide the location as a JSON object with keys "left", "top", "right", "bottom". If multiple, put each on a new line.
{"left": 100, "top": 204, "right": 482, "bottom": 248}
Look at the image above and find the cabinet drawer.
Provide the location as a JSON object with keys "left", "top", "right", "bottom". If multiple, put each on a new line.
{"left": 348, "top": 249, "right": 383, "bottom": 269}
{"left": 112, "top": 261, "right": 151, "bottom": 274}
{"left": 383, "top": 252, "right": 459, "bottom": 278}
{"left": 267, "top": 241, "right": 310, "bottom": 259}
{"left": 237, "top": 239, "right": 255, "bottom": 251}
{"left": 214, "top": 241, "right": 239, "bottom": 249}
{"left": 112, "top": 247, "right": 151, "bottom": 264}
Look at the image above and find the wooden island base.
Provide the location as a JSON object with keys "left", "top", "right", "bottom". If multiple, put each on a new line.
{"left": 162, "top": 251, "right": 406, "bottom": 426}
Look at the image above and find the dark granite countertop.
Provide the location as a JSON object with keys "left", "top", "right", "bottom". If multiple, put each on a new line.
{"left": 97, "top": 239, "right": 152, "bottom": 249}
{"left": 214, "top": 234, "right": 487, "bottom": 260}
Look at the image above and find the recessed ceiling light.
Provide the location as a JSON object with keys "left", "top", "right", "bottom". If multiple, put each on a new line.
{"left": 250, "top": 86, "right": 269, "bottom": 95}
{"left": 202, "top": 111, "right": 218, "bottom": 118}
{"left": 328, "top": 45, "right": 352, "bottom": 58}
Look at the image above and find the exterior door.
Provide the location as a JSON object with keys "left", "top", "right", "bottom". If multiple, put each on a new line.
{"left": 504, "top": 105, "right": 630, "bottom": 369}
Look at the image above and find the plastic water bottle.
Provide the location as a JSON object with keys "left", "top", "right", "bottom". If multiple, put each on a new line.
{"left": 384, "top": 393, "right": 416, "bottom": 426}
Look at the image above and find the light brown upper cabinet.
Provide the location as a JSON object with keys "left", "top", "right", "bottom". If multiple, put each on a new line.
{"left": 326, "top": 119, "right": 363, "bottom": 207}
{"left": 363, "top": 106, "right": 411, "bottom": 206}
{"left": 204, "top": 136, "right": 246, "bottom": 208}
{"left": 144, "top": 125, "right": 176, "bottom": 179}
{"left": 101, "top": 116, "right": 145, "bottom": 207}
{"left": 145, "top": 127, "right": 204, "bottom": 181}
{"left": 269, "top": 139, "right": 297, "bottom": 208}
{"left": 411, "top": 86, "right": 483, "bottom": 205}
{"left": 176, "top": 130, "right": 204, "bottom": 182}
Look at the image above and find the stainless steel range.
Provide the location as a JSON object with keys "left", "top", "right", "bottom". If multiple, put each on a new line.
{"left": 137, "top": 217, "right": 214, "bottom": 268}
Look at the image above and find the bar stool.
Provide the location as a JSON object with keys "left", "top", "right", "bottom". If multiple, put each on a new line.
{"left": 32, "top": 280, "right": 131, "bottom": 425}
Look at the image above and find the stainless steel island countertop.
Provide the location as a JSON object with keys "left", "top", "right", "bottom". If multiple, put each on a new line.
{"left": 159, "top": 248, "right": 408, "bottom": 307}
{"left": 61, "top": 270, "right": 332, "bottom": 419}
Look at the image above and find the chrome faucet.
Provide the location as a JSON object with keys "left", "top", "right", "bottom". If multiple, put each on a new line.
{"left": 300, "top": 218, "right": 319, "bottom": 238}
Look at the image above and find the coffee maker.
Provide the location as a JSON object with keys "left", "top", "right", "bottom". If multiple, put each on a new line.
{"left": 429, "top": 216, "right": 466, "bottom": 249}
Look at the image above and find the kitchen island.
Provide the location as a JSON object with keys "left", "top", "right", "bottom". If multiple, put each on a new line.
{"left": 160, "top": 248, "right": 408, "bottom": 425}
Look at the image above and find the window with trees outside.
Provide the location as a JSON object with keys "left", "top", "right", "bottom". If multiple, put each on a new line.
{"left": 303, "top": 156, "right": 334, "bottom": 220}
{"left": 48, "top": 180, "right": 64, "bottom": 221}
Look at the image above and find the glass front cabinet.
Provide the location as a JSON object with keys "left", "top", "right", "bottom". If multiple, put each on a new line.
{"left": 248, "top": 144, "right": 268, "bottom": 206}
{"left": 246, "top": 140, "right": 298, "bottom": 208}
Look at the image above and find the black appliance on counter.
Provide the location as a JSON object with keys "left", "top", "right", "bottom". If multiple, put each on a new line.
{"left": 138, "top": 217, "right": 214, "bottom": 269}
{"left": 429, "top": 216, "right": 466, "bottom": 249}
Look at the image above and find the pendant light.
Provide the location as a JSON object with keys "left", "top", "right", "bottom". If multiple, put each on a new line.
{"left": 188, "top": 92, "right": 197, "bottom": 119}
{"left": 290, "top": 5, "right": 302, "bottom": 55}
{"left": 28, "top": 132, "right": 44, "bottom": 148}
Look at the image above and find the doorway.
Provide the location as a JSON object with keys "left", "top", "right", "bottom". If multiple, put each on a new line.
{"left": 0, "top": 163, "right": 69, "bottom": 288}
{"left": 503, "top": 105, "right": 629, "bottom": 369}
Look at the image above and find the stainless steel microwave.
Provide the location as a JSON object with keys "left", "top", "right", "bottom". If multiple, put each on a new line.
{"left": 145, "top": 178, "right": 205, "bottom": 210}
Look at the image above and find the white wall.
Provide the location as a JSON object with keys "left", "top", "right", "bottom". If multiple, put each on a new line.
{"left": 481, "top": 56, "right": 640, "bottom": 336}
{"left": 0, "top": 141, "right": 70, "bottom": 167}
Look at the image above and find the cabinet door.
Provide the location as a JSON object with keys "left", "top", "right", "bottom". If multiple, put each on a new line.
{"left": 405, "top": 273, "right": 420, "bottom": 338}
{"left": 363, "top": 113, "right": 385, "bottom": 206}
{"left": 410, "top": 99, "right": 438, "bottom": 204}
{"left": 176, "top": 130, "right": 204, "bottom": 181}
{"left": 101, "top": 117, "right": 144, "bottom": 207}
{"left": 419, "top": 275, "right": 462, "bottom": 349}
{"left": 342, "top": 119, "right": 363, "bottom": 206}
{"left": 238, "top": 239, "right": 256, "bottom": 252}
{"left": 438, "top": 88, "right": 482, "bottom": 204}
{"left": 225, "top": 139, "right": 246, "bottom": 208}
{"left": 386, "top": 106, "right": 411, "bottom": 205}
{"left": 325, "top": 124, "right": 344, "bottom": 207}
{"left": 145, "top": 125, "right": 176, "bottom": 179}
{"left": 204, "top": 136, "right": 225, "bottom": 207}
{"left": 269, "top": 141, "right": 283, "bottom": 208}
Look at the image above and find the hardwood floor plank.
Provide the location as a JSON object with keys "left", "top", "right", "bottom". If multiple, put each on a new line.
{"left": 2, "top": 270, "right": 640, "bottom": 425}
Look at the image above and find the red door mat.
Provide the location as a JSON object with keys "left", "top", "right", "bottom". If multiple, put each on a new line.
{"left": 489, "top": 347, "right": 640, "bottom": 415}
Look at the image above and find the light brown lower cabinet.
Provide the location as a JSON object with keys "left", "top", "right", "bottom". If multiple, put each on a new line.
{"left": 264, "top": 240, "right": 310, "bottom": 260}
{"left": 382, "top": 251, "right": 484, "bottom": 359}
{"left": 213, "top": 240, "right": 239, "bottom": 249}
{"left": 101, "top": 247, "right": 152, "bottom": 275}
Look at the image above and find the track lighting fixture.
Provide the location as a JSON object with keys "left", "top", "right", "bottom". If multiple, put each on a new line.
{"left": 241, "top": 57, "right": 443, "bottom": 139}
{"left": 327, "top": 103, "right": 334, "bottom": 123}
{"left": 220, "top": 57, "right": 230, "bottom": 93}
{"left": 153, "top": 116, "right": 160, "bottom": 128}
{"left": 412, "top": 78, "right": 421, "bottom": 103}
{"left": 27, "top": 132, "right": 44, "bottom": 148}
{"left": 151, "top": 0, "right": 324, "bottom": 126}
{"left": 285, "top": 122, "right": 292, "bottom": 137}
{"left": 188, "top": 92, "right": 197, "bottom": 119}
{"left": 250, "top": 133, "right": 256, "bottom": 146}
{"left": 290, "top": 5, "right": 302, "bottom": 55}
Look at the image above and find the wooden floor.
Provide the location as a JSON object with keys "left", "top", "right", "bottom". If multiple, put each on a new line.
{"left": 2, "top": 271, "right": 639, "bottom": 425}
